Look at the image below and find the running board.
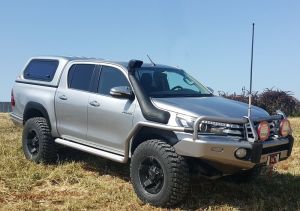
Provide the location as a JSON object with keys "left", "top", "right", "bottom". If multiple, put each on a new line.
{"left": 54, "top": 138, "right": 125, "bottom": 163}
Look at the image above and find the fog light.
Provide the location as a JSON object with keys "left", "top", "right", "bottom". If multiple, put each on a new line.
{"left": 235, "top": 148, "right": 247, "bottom": 159}
{"left": 257, "top": 121, "right": 270, "bottom": 141}
{"left": 280, "top": 119, "right": 291, "bottom": 137}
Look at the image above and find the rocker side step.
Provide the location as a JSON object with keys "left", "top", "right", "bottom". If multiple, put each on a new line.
{"left": 54, "top": 138, "right": 125, "bottom": 163}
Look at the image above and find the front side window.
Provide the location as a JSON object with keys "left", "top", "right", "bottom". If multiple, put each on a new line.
{"left": 68, "top": 64, "right": 95, "bottom": 91}
{"left": 98, "top": 66, "right": 130, "bottom": 95}
{"left": 24, "top": 59, "right": 59, "bottom": 81}
{"left": 135, "top": 68, "right": 212, "bottom": 98}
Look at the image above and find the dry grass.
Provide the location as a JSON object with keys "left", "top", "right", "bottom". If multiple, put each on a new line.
{"left": 0, "top": 113, "right": 299, "bottom": 211}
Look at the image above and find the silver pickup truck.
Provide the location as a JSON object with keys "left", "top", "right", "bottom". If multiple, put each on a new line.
{"left": 10, "top": 56, "right": 294, "bottom": 206}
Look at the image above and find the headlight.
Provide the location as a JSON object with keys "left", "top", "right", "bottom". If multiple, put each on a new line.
{"left": 176, "top": 114, "right": 244, "bottom": 137}
{"left": 200, "top": 121, "right": 243, "bottom": 136}
{"left": 176, "top": 114, "right": 195, "bottom": 128}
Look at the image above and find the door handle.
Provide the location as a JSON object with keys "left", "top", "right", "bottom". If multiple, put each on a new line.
{"left": 89, "top": 101, "right": 100, "bottom": 107}
{"left": 58, "top": 95, "right": 68, "bottom": 100}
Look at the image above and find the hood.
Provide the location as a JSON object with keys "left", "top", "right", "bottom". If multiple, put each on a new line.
{"left": 152, "top": 96, "right": 269, "bottom": 119}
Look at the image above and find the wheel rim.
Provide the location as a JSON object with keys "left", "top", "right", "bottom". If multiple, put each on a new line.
{"left": 26, "top": 129, "right": 39, "bottom": 155}
{"left": 138, "top": 156, "right": 164, "bottom": 194}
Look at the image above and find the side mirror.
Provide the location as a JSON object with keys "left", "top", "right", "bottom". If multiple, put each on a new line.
{"left": 207, "top": 87, "right": 214, "bottom": 94}
{"left": 110, "top": 86, "right": 134, "bottom": 99}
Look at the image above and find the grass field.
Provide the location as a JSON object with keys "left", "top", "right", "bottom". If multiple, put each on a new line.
{"left": 0, "top": 113, "right": 299, "bottom": 211}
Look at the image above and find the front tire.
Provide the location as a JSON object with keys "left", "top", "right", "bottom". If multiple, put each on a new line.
{"left": 130, "top": 139, "right": 189, "bottom": 207}
{"left": 22, "top": 117, "right": 57, "bottom": 163}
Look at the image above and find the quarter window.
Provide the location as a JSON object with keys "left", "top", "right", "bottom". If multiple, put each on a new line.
{"left": 24, "top": 59, "right": 59, "bottom": 81}
{"left": 98, "top": 66, "right": 130, "bottom": 95}
{"left": 68, "top": 64, "right": 95, "bottom": 91}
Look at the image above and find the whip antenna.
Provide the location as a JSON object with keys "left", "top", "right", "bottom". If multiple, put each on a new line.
{"left": 147, "top": 54, "right": 156, "bottom": 66}
{"left": 248, "top": 23, "right": 255, "bottom": 117}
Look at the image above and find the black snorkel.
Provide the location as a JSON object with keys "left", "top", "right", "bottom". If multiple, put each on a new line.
{"left": 127, "top": 60, "right": 170, "bottom": 124}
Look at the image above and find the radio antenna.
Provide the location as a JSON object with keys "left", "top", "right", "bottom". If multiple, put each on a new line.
{"left": 248, "top": 23, "right": 255, "bottom": 117}
{"left": 147, "top": 54, "right": 156, "bottom": 66}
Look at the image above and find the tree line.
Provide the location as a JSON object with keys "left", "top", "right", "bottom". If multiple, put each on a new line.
{"left": 218, "top": 88, "right": 300, "bottom": 117}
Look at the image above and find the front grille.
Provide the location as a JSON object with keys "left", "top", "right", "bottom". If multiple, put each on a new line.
{"left": 197, "top": 117, "right": 282, "bottom": 141}
{"left": 245, "top": 123, "right": 254, "bottom": 139}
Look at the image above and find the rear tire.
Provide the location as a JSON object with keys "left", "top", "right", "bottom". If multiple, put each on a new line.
{"left": 130, "top": 139, "right": 189, "bottom": 207}
{"left": 22, "top": 117, "right": 57, "bottom": 163}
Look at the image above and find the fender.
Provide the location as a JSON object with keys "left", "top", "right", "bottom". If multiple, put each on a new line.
{"left": 23, "top": 102, "right": 52, "bottom": 130}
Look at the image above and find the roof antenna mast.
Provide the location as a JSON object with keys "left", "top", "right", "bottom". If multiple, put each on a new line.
{"left": 248, "top": 23, "right": 255, "bottom": 117}
{"left": 147, "top": 54, "right": 156, "bottom": 66}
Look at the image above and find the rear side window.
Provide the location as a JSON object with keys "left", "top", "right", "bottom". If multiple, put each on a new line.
{"left": 98, "top": 66, "right": 129, "bottom": 95}
{"left": 68, "top": 64, "right": 96, "bottom": 91}
{"left": 24, "top": 59, "right": 59, "bottom": 81}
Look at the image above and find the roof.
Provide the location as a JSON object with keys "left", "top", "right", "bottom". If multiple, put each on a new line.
{"left": 32, "top": 55, "right": 176, "bottom": 70}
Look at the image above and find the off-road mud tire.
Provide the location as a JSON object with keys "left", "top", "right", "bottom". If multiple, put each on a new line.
{"left": 22, "top": 117, "right": 57, "bottom": 163}
{"left": 130, "top": 139, "right": 190, "bottom": 207}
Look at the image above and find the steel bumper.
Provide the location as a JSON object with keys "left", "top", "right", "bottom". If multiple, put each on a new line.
{"left": 174, "top": 134, "right": 294, "bottom": 169}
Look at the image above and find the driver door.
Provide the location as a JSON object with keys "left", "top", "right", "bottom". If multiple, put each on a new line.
{"left": 87, "top": 65, "right": 136, "bottom": 154}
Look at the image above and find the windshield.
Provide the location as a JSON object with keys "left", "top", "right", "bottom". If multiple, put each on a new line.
{"left": 135, "top": 67, "right": 212, "bottom": 98}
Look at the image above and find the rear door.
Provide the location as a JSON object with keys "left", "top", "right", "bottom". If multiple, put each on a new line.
{"left": 55, "top": 63, "right": 97, "bottom": 142}
{"left": 87, "top": 65, "right": 136, "bottom": 154}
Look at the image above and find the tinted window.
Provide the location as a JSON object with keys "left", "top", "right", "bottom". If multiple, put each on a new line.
{"left": 98, "top": 66, "right": 129, "bottom": 95}
{"left": 24, "top": 59, "right": 59, "bottom": 81}
{"left": 135, "top": 67, "right": 212, "bottom": 98}
{"left": 68, "top": 64, "right": 95, "bottom": 91}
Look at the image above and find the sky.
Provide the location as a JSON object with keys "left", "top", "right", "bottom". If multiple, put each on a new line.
{"left": 0, "top": 0, "right": 299, "bottom": 101}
